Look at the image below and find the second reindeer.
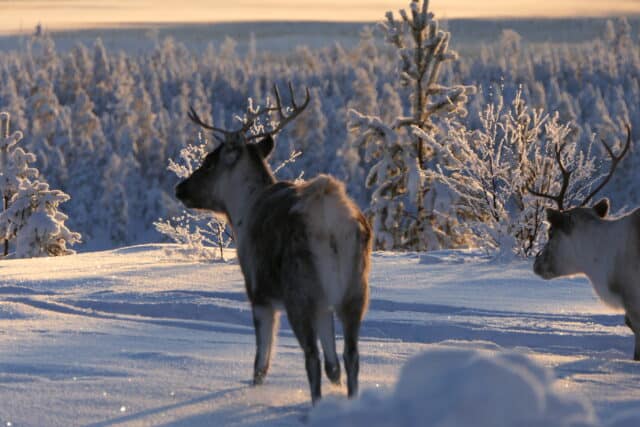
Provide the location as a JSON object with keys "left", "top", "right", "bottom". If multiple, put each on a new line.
{"left": 175, "top": 84, "right": 372, "bottom": 404}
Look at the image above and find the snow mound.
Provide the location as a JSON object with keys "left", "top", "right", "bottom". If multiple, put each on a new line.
{"left": 310, "top": 347, "right": 596, "bottom": 427}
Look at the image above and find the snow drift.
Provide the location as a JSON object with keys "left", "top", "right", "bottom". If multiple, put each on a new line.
{"left": 310, "top": 346, "right": 596, "bottom": 427}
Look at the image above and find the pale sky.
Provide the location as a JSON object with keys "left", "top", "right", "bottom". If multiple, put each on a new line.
{"left": 1, "top": 0, "right": 638, "bottom": 34}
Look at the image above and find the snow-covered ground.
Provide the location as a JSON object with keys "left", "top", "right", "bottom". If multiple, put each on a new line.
{"left": 1, "top": 245, "right": 639, "bottom": 426}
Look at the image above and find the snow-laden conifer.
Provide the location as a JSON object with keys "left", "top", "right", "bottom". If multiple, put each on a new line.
{"left": 0, "top": 112, "right": 80, "bottom": 258}
{"left": 1, "top": 180, "right": 81, "bottom": 257}
{"left": 0, "top": 112, "right": 37, "bottom": 255}
{"left": 348, "top": 0, "right": 475, "bottom": 250}
{"left": 25, "top": 70, "right": 69, "bottom": 189}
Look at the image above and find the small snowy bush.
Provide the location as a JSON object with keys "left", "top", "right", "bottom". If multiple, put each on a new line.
{"left": 310, "top": 346, "right": 596, "bottom": 427}
{"left": 428, "top": 90, "right": 608, "bottom": 258}
{"left": 154, "top": 135, "right": 231, "bottom": 261}
{"left": 154, "top": 212, "right": 230, "bottom": 260}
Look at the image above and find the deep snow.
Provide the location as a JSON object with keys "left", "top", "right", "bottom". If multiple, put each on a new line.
{"left": 1, "top": 245, "right": 640, "bottom": 426}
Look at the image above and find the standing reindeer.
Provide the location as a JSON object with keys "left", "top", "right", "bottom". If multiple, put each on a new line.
{"left": 175, "top": 84, "right": 372, "bottom": 403}
{"left": 530, "top": 125, "right": 640, "bottom": 360}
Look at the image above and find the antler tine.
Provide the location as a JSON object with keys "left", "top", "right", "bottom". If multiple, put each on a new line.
{"left": 247, "top": 83, "right": 311, "bottom": 141}
{"left": 579, "top": 123, "right": 632, "bottom": 207}
{"left": 188, "top": 106, "right": 229, "bottom": 143}
{"left": 526, "top": 141, "right": 572, "bottom": 210}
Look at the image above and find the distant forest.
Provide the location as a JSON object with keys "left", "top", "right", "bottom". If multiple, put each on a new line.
{"left": 0, "top": 17, "right": 638, "bottom": 251}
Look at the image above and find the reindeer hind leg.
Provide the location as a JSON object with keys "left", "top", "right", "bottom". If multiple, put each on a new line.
{"left": 252, "top": 304, "right": 279, "bottom": 385}
{"left": 287, "top": 302, "right": 322, "bottom": 404}
{"left": 317, "top": 309, "right": 341, "bottom": 385}
{"left": 339, "top": 295, "right": 365, "bottom": 398}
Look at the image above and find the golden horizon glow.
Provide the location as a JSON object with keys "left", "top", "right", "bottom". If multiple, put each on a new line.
{"left": 0, "top": 0, "right": 638, "bottom": 34}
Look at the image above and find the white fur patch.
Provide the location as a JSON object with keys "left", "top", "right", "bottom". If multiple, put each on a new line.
{"left": 292, "top": 175, "right": 364, "bottom": 307}
{"left": 560, "top": 211, "right": 640, "bottom": 312}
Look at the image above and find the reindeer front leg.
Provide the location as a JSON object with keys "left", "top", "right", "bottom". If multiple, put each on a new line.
{"left": 252, "top": 304, "right": 279, "bottom": 385}
{"left": 624, "top": 311, "right": 640, "bottom": 361}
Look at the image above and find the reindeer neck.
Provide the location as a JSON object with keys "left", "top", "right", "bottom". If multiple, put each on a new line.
{"left": 224, "top": 165, "right": 276, "bottom": 233}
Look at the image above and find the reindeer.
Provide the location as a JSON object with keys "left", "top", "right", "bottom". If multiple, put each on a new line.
{"left": 529, "top": 125, "right": 640, "bottom": 360}
{"left": 175, "top": 84, "right": 372, "bottom": 403}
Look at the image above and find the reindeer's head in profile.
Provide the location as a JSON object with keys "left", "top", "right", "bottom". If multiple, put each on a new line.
{"left": 533, "top": 198, "right": 610, "bottom": 279}
{"left": 531, "top": 125, "right": 631, "bottom": 279}
{"left": 175, "top": 84, "right": 310, "bottom": 215}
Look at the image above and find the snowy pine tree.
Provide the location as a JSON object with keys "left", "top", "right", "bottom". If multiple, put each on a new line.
{"left": 0, "top": 112, "right": 37, "bottom": 255}
{"left": 348, "top": 0, "right": 475, "bottom": 250}
{"left": 291, "top": 87, "right": 327, "bottom": 177}
{"left": 25, "top": 70, "right": 69, "bottom": 189}
{"left": 0, "top": 112, "right": 80, "bottom": 258}
{"left": 1, "top": 180, "right": 81, "bottom": 257}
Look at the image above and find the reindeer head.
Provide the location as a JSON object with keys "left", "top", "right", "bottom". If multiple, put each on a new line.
{"left": 533, "top": 198, "right": 610, "bottom": 279}
{"left": 175, "top": 84, "right": 310, "bottom": 216}
{"left": 530, "top": 124, "right": 631, "bottom": 279}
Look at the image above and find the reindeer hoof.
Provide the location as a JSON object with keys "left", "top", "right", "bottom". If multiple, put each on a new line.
{"left": 311, "top": 393, "right": 322, "bottom": 406}
{"left": 325, "top": 362, "right": 341, "bottom": 385}
{"left": 625, "top": 315, "right": 633, "bottom": 330}
{"left": 253, "top": 369, "right": 268, "bottom": 386}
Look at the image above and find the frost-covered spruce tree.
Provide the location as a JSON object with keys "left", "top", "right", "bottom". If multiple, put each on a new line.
{"left": 25, "top": 70, "right": 69, "bottom": 190}
{"left": 0, "top": 112, "right": 38, "bottom": 255}
{"left": 0, "top": 74, "right": 27, "bottom": 132}
{"left": 1, "top": 180, "right": 81, "bottom": 257}
{"left": 348, "top": 0, "right": 474, "bottom": 250}
{"left": 66, "top": 89, "right": 107, "bottom": 238}
{"left": 0, "top": 112, "right": 80, "bottom": 257}
{"left": 291, "top": 87, "right": 327, "bottom": 177}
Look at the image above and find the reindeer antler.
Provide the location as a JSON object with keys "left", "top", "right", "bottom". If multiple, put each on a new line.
{"left": 188, "top": 83, "right": 310, "bottom": 143}
{"left": 246, "top": 83, "right": 311, "bottom": 141}
{"left": 579, "top": 123, "right": 632, "bottom": 207}
{"left": 527, "top": 141, "right": 573, "bottom": 210}
{"left": 527, "top": 123, "right": 632, "bottom": 210}
{"left": 187, "top": 107, "right": 229, "bottom": 143}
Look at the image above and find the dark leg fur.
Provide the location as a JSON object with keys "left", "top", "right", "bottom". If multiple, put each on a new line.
{"left": 317, "top": 310, "right": 341, "bottom": 385}
{"left": 287, "top": 304, "right": 322, "bottom": 404}
{"left": 625, "top": 315, "right": 634, "bottom": 332}
{"left": 623, "top": 311, "right": 640, "bottom": 361}
{"left": 252, "top": 304, "right": 278, "bottom": 385}
{"left": 339, "top": 296, "right": 365, "bottom": 398}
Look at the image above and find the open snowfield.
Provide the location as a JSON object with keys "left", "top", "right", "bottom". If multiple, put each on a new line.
{"left": 1, "top": 245, "right": 640, "bottom": 426}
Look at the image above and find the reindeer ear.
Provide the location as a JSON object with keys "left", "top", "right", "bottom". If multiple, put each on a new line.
{"left": 547, "top": 209, "right": 570, "bottom": 231}
{"left": 256, "top": 135, "right": 275, "bottom": 159}
{"left": 592, "top": 198, "right": 609, "bottom": 218}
